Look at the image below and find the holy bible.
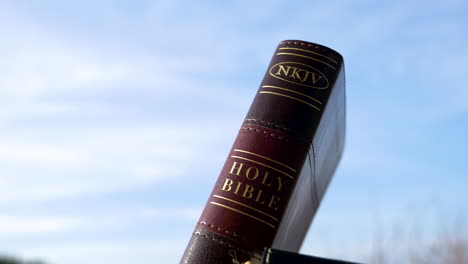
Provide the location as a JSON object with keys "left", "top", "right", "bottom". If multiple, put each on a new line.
{"left": 181, "top": 40, "right": 345, "bottom": 264}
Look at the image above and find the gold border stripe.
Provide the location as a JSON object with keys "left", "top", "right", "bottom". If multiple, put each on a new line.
{"left": 230, "top": 155, "right": 295, "bottom": 179}
{"left": 262, "top": 85, "right": 322, "bottom": 105}
{"left": 259, "top": 91, "right": 320, "bottom": 112}
{"left": 213, "top": 195, "right": 278, "bottom": 221}
{"left": 233, "top": 149, "right": 297, "bottom": 172}
{"left": 276, "top": 52, "right": 336, "bottom": 70}
{"left": 210, "top": 201, "right": 275, "bottom": 228}
{"left": 279, "top": 47, "right": 338, "bottom": 64}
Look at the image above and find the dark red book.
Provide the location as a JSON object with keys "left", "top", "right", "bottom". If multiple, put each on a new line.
{"left": 181, "top": 40, "right": 346, "bottom": 264}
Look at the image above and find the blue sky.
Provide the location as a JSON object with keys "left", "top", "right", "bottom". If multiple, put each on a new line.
{"left": 0, "top": 0, "right": 467, "bottom": 263}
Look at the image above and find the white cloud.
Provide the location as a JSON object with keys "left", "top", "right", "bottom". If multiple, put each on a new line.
{"left": 0, "top": 22, "right": 177, "bottom": 98}
{"left": 0, "top": 8, "right": 243, "bottom": 206}
{"left": 0, "top": 142, "right": 83, "bottom": 167}
{"left": 0, "top": 206, "right": 201, "bottom": 238}
{"left": 0, "top": 12, "right": 240, "bottom": 128}
{"left": 130, "top": 207, "right": 202, "bottom": 222}
{"left": 0, "top": 120, "right": 235, "bottom": 204}
{"left": 0, "top": 216, "right": 83, "bottom": 235}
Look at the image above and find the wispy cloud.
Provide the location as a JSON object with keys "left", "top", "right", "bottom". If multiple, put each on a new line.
{"left": 0, "top": 206, "right": 201, "bottom": 238}
{"left": 0, "top": 122, "right": 235, "bottom": 204}
{"left": 0, "top": 5, "right": 243, "bottom": 207}
{"left": 0, "top": 142, "right": 82, "bottom": 167}
{"left": 0, "top": 216, "right": 84, "bottom": 235}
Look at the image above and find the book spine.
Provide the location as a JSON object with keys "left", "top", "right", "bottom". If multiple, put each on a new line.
{"left": 181, "top": 40, "right": 343, "bottom": 264}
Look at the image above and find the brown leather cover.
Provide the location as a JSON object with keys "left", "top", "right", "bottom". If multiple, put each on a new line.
{"left": 181, "top": 40, "right": 345, "bottom": 264}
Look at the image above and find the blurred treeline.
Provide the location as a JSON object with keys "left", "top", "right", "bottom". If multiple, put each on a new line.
{"left": 368, "top": 216, "right": 467, "bottom": 263}
{"left": 0, "top": 256, "right": 44, "bottom": 264}
{"left": 1, "top": 217, "right": 466, "bottom": 264}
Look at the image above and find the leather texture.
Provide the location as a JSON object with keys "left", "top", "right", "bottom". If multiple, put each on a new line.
{"left": 181, "top": 40, "right": 345, "bottom": 264}
{"left": 182, "top": 228, "right": 262, "bottom": 264}
{"left": 262, "top": 248, "right": 361, "bottom": 264}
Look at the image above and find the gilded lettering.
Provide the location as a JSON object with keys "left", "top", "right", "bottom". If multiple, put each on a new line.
{"left": 242, "top": 184, "right": 254, "bottom": 199}
{"left": 233, "top": 181, "right": 242, "bottom": 195}
{"left": 269, "top": 62, "right": 329, "bottom": 89}
{"left": 311, "top": 73, "right": 322, "bottom": 84}
{"left": 300, "top": 71, "right": 310, "bottom": 83}
{"left": 221, "top": 178, "right": 233, "bottom": 192}
{"left": 277, "top": 176, "right": 287, "bottom": 192}
{"left": 229, "top": 162, "right": 244, "bottom": 176}
{"left": 255, "top": 189, "right": 266, "bottom": 205}
{"left": 245, "top": 166, "right": 259, "bottom": 180}
{"left": 261, "top": 171, "right": 272, "bottom": 187}
{"left": 268, "top": 195, "right": 281, "bottom": 210}
{"left": 275, "top": 65, "right": 290, "bottom": 76}
{"left": 288, "top": 67, "right": 303, "bottom": 80}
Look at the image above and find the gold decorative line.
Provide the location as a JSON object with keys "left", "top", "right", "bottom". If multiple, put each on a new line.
{"left": 210, "top": 202, "right": 276, "bottom": 228}
{"left": 279, "top": 47, "right": 338, "bottom": 64}
{"left": 213, "top": 195, "right": 278, "bottom": 221}
{"left": 233, "top": 149, "right": 296, "bottom": 172}
{"left": 276, "top": 52, "right": 336, "bottom": 70}
{"left": 259, "top": 91, "right": 321, "bottom": 112}
{"left": 262, "top": 85, "right": 322, "bottom": 105}
{"left": 230, "top": 155, "right": 295, "bottom": 179}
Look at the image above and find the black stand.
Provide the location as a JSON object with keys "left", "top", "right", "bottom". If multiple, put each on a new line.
{"left": 261, "top": 248, "right": 362, "bottom": 264}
